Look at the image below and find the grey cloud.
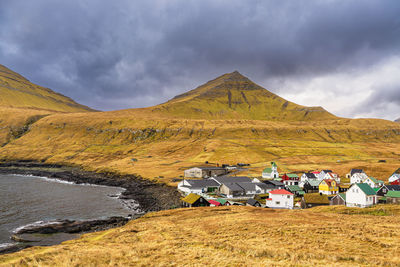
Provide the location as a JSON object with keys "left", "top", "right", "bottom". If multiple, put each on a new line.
{"left": 0, "top": 0, "right": 400, "bottom": 115}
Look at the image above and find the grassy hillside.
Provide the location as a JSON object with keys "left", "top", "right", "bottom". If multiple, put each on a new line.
{"left": 0, "top": 64, "right": 93, "bottom": 113}
{"left": 152, "top": 71, "right": 337, "bottom": 121}
{"left": 2, "top": 205, "right": 400, "bottom": 266}
{"left": 0, "top": 70, "right": 399, "bottom": 183}
{"left": 0, "top": 107, "right": 399, "bottom": 184}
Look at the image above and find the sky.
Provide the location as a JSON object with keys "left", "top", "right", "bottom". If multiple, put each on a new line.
{"left": 0, "top": 0, "right": 399, "bottom": 120}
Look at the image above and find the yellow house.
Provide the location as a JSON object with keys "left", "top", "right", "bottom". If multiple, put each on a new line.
{"left": 319, "top": 179, "right": 338, "bottom": 195}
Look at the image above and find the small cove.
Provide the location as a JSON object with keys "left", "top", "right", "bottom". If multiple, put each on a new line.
{"left": 0, "top": 174, "right": 134, "bottom": 247}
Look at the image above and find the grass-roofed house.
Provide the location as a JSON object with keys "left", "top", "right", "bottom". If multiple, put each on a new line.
{"left": 301, "top": 193, "right": 330, "bottom": 208}
{"left": 181, "top": 193, "right": 210, "bottom": 207}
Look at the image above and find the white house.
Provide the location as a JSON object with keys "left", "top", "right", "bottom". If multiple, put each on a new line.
{"left": 318, "top": 170, "right": 333, "bottom": 180}
{"left": 266, "top": 189, "right": 294, "bottom": 209}
{"left": 177, "top": 179, "right": 220, "bottom": 195}
{"left": 350, "top": 172, "right": 369, "bottom": 184}
{"left": 346, "top": 183, "right": 377, "bottom": 208}
{"left": 363, "top": 177, "right": 384, "bottom": 188}
{"left": 323, "top": 172, "right": 340, "bottom": 183}
{"left": 389, "top": 171, "right": 400, "bottom": 183}
{"left": 300, "top": 172, "right": 317, "bottom": 182}
{"left": 262, "top": 162, "right": 279, "bottom": 179}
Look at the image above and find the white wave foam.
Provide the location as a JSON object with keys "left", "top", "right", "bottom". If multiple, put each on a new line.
{"left": 11, "top": 174, "right": 125, "bottom": 190}
{"left": 0, "top": 243, "right": 14, "bottom": 249}
{"left": 12, "top": 220, "right": 64, "bottom": 234}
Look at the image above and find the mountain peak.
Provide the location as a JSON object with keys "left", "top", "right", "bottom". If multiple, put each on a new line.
{"left": 153, "top": 72, "right": 337, "bottom": 121}
{"left": 223, "top": 70, "right": 250, "bottom": 83}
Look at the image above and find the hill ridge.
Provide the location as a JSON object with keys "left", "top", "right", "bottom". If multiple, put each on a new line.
{"left": 0, "top": 64, "right": 94, "bottom": 113}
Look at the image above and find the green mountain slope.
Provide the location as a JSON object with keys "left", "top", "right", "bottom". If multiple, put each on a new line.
{"left": 152, "top": 71, "right": 337, "bottom": 121}
{"left": 0, "top": 64, "right": 93, "bottom": 113}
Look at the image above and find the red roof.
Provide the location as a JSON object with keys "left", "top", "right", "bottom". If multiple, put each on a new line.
{"left": 268, "top": 189, "right": 293, "bottom": 195}
{"left": 266, "top": 198, "right": 272, "bottom": 201}
{"left": 391, "top": 179, "right": 400, "bottom": 185}
{"left": 208, "top": 200, "right": 222, "bottom": 206}
{"left": 322, "top": 179, "right": 336, "bottom": 187}
{"left": 312, "top": 171, "right": 320, "bottom": 174}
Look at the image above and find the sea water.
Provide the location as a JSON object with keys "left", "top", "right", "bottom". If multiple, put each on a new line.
{"left": 0, "top": 174, "right": 133, "bottom": 245}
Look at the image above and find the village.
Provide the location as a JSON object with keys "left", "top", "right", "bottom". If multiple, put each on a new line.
{"left": 178, "top": 162, "right": 400, "bottom": 209}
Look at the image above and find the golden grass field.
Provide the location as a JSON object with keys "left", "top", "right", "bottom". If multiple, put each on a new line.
{"left": 1, "top": 205, "right": 400, "bottom": 266}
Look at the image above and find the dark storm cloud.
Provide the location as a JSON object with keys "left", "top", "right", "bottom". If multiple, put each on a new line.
{"left": 0, "top": 0, "right": 400, "bottom": 118}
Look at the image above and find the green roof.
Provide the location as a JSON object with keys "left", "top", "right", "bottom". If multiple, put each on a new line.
{"left": 287, "top": 174, "right": 299, "bottom": 178}
{"left": 373, "top": 188, "right": 379, "bottom": 192}
{"left": 368, "top": 177, "right": 383, "bottom": 184}
{"left": 386, "top": 191, "right": 400, "bottom": 198}
{"left": 182, "top": 193, "right": 202, "bottom": 204}
{"left": 263, "top": 168, "right": 272, "bottom": 173}
{"left": 216, "top": 198, "right": 228, "bottom": 205}
{"left": 308, "top": 180, "right": 321, "bottom": 187}
{"left": 339, "top": 193, "right": 346, "bottom": 201}
{"left": 356, "top": 183, "right": 376, "bottom": 196}
{"left": 298, "top": 190, "right": 305, "bottom": 195}
{"left": 271, "top": 162, "right": 277, "bottom": 167}
{"left": 274, "top": 178, "right": 282, "bottom": 181}
{"left": 287, "top": 185, "right": 302, "bottom": 192}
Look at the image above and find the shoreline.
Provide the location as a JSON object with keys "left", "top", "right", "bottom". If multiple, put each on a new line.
{"left": 0, "top": 161, "right": 181, "bottom": 254}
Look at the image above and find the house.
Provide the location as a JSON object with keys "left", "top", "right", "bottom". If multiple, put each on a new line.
{"left": 318, "top": 170, "right": 333, "bottom": 180}
{"left": 346, "top": 183, "right": 377, "bottom": 208}
{"left": 215, "top": 198, "right": 231, "bottom": 206}
{"left": 286, "top": 185, "right": 305, "bottom": 197}
{"left": 338, "top": 184, "right": 351, "bottom": 192}
{"left": 319, "top": 179, "right": 338, "bottom": 195}
{"left": 265, "top": 189, "right": 294, "bottom": 209}
{"left": 391, "top": 179, "right": 400, "bottom": 185}
{"left": 299, "top": 172, "right": 318, "bottom": 188}
{"left": 281, "top": 174, "right": 299, "bottom": 186}
{"left": 208, "top": 199, "right": 222, "bottom": 207}
{"left": 181, "top": 193, "right": 210, "bottom": 207}
{"left": 346, "top": 169, "right": 364, "bottom": 179}
{"left": 262, "top": 162, "right": 279, "bottom": 179}
{"left": 301, "top": 193, "right": 330, "bottom": 208}
{"left": 324, "top": 172, "right": 340, "bottom": 183}
{"left": 376, "top": 185, "right": 400, "bottom": 196}
{"left": 350, "top": 172, "right": 369, "bottom": 184}
{"left": 388, "top": 168, "right": 400, "bottom": 183}
{"left": 386, "top": 191, "right": 400, "bottom": 204}
{"left": 262, "top": 180, "right": 285, "bottom": 192}
{"left": 246, "top": 198, "right": 262, "bottom": 207}
{"left": 302, "top": 180, "right": 320, "bottom": 193}
{"left": 219, "top": 183, "right": 246, "bottom": 198}
{"left": 184, "top": 167, "right": 227, "bottom": 178}
{"left": 300, "top": 172, "right": 317, "bottom": 182}
{"left": 177, "top": 179, "right": 220, "bottom": 195}
{"left": 363, "top": 177, "right": 384, "bottom": 188}
{"left": 211, "top": 176, "right": 253, "bottom": 185}
{"left": 330, "top": 193, "right": 346, "bottom": 205}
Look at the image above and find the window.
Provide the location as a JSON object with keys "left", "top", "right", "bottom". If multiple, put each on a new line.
{"left": 275, "top": 201, "right": 280, "bottom": 205}
{"left": 287, "top": 195, "right": 290, "bottom": 199}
